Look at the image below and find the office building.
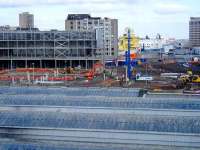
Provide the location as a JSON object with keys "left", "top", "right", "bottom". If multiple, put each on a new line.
{"left": 65, "top": 14, "right": 118, "bottom": 60}
{"left": 189, "top": 17, "right": 200, "bottom": 47}
{"left": 19, "top": 12, "right": 34, "bottom": 29}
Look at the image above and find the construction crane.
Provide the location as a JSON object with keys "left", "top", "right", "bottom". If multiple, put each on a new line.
{"left": 126, "top": 28, "right": 131, "bottom": 79}
{"left": 125, "top": 28, "right": 146, "bottom": 80}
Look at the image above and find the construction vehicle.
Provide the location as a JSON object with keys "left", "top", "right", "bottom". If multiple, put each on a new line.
{"left": 178, "top": 75, "right": 191, "bottom": 83}
{"left": 176, "top": 71, "right": 200, "bottom": 89}
{"left": 178, "top": 71, "right": 200, "bottom": 83}
{"left": 192, "top": 75, "right": 200, "bottom": 83}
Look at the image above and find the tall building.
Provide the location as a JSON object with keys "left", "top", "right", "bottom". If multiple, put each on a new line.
{"left": 189, "top": 17, "right": 200, "bottom": 47}
{"left": 19, "top": 12, "right": 34, "bottom": 28}
{"left": 65, "top": 14, "right": 118, "bottom": 60}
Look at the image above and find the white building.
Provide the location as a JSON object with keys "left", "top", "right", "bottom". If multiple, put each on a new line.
{"left": 139, "top": 34, "right": 167, "bottom": 51}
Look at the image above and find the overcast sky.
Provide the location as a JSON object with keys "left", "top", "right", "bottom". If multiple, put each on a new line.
{"left": 0, "top": 0, "right": 199, "bottom": 39}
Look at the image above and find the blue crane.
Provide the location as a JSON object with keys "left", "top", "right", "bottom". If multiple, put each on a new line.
{"left": 125, "top": 28, "right": 131, "bottom": 79}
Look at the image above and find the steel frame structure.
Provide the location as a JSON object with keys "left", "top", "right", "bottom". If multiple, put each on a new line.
{"left": 0, "top": 30, "right": 101, "bottom": 68}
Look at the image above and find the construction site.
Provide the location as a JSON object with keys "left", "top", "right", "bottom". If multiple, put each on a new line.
{"left": 0, "top": 28, "right": 199, "bottom": 94}
{"left": 0, "top": 12, "right": 199, "bottom": 93}
{"left": 0, "top": 12, "right": 200, "bottom": 150}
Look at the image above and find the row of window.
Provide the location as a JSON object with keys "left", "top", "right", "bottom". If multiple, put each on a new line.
{"left": 0, "top": 32, "right": 96, "bottom": 41}
{"left": 190, "top": 21, "right": 200, "bottom": 25}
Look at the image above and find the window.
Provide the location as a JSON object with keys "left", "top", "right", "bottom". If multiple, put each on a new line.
{"left": 94, "top": 20, "right": 98, "bottom": 25}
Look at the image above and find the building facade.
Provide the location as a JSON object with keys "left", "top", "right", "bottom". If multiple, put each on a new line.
{"left": 139, "top": 34, "right": 166, "bottom": 52}
{"left": 189, "top": 17, "right": 200, "bottom": 47}
{"left": 19, "top": 12, "right": 34, "bottom": 29}
{"left": 65, "top": 14, "right": 118, "bottom": 60}
{"left": 0, "top": 29, "right": 100, "bottom": 69}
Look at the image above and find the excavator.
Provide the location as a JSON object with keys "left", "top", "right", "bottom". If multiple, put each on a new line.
{"left": 177, "top": 71, "right": 200, "bottom": 89}
{"left": 179, "top": 71, "right": 200, "bottom": 83}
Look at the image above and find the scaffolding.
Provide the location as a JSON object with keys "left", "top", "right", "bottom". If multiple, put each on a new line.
{"left": 0, "top": 30, "right": 101, "bottom": 69}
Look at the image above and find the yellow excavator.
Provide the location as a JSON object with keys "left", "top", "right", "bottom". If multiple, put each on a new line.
{"left": 177, "top": 71, "right": 200, "bottom": 89}
{"left": 191, "top": 74, "right": 200, "bottom": 83}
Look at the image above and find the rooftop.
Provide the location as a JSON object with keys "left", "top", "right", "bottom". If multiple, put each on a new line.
{"left": 190, "top": 17, "right": 200, "bottom": 21}
{"left": 67, "top": 14, "right": 101, "bottom": 20}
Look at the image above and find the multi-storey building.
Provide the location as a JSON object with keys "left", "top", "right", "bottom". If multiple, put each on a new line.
{"left": 0, "top": 29, "right": 100, "bottom": 69}
{"left": 65, "top": 14, "right": 118, "bottom": 60}
{"left": 19, "top": 12, "right": 34, "bottom": 29}
{"left": 189, "top": 17, "right": 200, "bottom": 47}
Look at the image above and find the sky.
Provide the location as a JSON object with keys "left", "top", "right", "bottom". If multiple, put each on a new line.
{"left": 0, "top": 0, "right": 199, "bottom": 39}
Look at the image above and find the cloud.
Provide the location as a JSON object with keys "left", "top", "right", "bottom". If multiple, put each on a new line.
{"left": 154, "top": 3, "right": 189, "bottom": 15}
{"left": 0, "top": 0, "right": 33, "bottom": 7}
{"left": 0, "top": 0, "right": 192, "bottom": 38}
{"left": 0, "top": 0, "right": 139, "bottom": 7}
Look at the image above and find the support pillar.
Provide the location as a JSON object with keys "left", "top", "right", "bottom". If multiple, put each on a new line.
{"left": 10, "top": 59, "right": 13, "bottom": 70}
{"left": 92, "top": 60, "right": 95, "bottom": 68}
{"left": 25, "top": 60, "right": 27, "bottom": 68}
{"left": 70, "top": 60, "right": 72, "bottom": 68}
{"left": 40, "top": 60, "right": 42, "bottom": 68}
{"left": 86, "top": 60, "right": 88, "bottom": 70}
{"left": 55, "top": 60, "right": 57, "bottom": 68}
